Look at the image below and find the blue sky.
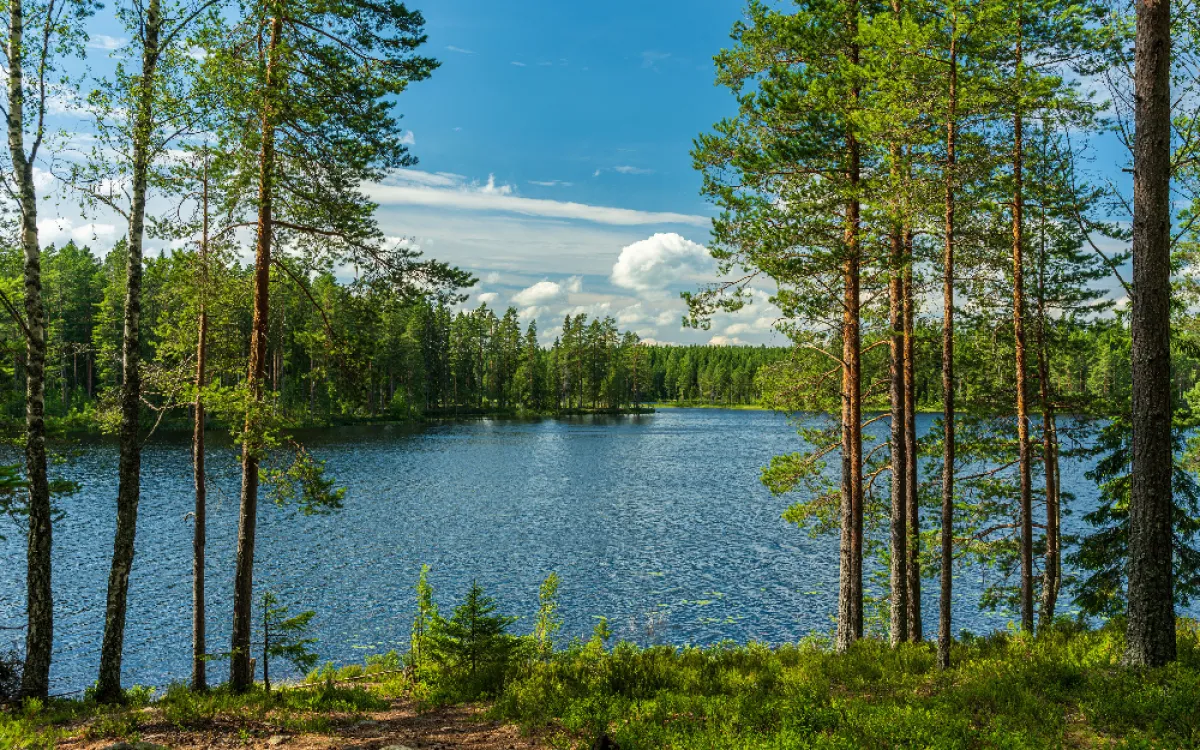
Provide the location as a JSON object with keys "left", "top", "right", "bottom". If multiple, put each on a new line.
{"left": 41, "top": 0, "right": 1136, "bottom": 346}
{"left": 43, "top": 0, "right": 775, "bottom": 345}
{"left": 365, "top": 0, "right": 770, "bottom": 345}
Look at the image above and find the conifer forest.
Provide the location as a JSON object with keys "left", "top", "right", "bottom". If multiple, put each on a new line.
{"left": 2, "top": 0, "right": 1200, "bottom": 747}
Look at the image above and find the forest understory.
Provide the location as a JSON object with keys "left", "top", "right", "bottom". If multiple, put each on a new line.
{"left": 7, "top": 620, "right": 1200, "bottom": 750}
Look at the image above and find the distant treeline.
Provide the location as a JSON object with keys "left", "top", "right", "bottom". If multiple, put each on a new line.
{"left": 0, "top": 242, "right": 792, "bottom": 425}
{"left": 0, "top": 241, "right": 1158, "bottom": 428}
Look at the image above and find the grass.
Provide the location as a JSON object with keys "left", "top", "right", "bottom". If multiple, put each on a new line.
{"left": 4, "top": 621, "right": 1200, "bottom": 748}
{"left": 491, "top": 620, "right": 1200, "bottom": 748}
{"left": 0, "top": 679, "right": 398, "bottom": 749}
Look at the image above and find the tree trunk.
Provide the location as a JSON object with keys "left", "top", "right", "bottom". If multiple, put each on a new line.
{"left": 939, "top": 26, "right": 957, "bottom": 672}
{"left": 231, "top": 14, "right": 283, "bottom": 693}
{"left": 837, "top": 127, "right": 864, "bottom": 651}
{"left": 192, "top": 154, "right": 211, "bottom": 692}
{"left": 96, "top": 0, "right": 161, "bottom": 701}
{"left": 889, "top": 219, "right": 908, "bottom": 645}
{"left": 1126, "top": 0, "right": 1175, "bottom": 667}
{"left": 903, "top": 235, "right": 922, "bottom": 642}
{"left": 8, "top": 0, "right": 52, "bottom": 699}
{"left": 1011, "top": 21, "right": 1034, "bottom": 634}
{"left": 1036, "top": 271, "right": 1059, "bottom": 625}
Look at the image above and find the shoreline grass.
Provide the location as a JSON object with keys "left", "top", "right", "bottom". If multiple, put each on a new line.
{"left": 5, "top": 620, "right": 1199, "bottom": 749}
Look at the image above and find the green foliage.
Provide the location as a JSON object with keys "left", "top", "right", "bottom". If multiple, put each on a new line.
{"left": 532, "top": 572, "right": 562, "bottom": 658}
{"left": 409, "top": 564, "right": 439, "bottom": 672}
{"left": 492, "top": 622, "right": 1200, "bottom": 749}
{"left": 263, "top": 443, "right": 346, "bottom": 516}
{"left": 258, "top": 592, "right": 320, "bottom": 691}
{"left": 427, "top": 581, "right": 519, "bottom": 700}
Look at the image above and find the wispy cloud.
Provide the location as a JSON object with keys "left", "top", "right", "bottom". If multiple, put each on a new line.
{"left": 88, "top": 35, "right": 126, "bottom": 50}
{"left": 529, "top": 180, "right": 573, "bottom": 187}
{"left": 511, "top": 61, "right": 527, "bottom": 67}
{"left": 614, "top": 165, "right": 654, "bottom": 175}
{"left": 447, "top": 45, "right": 476, "bottom": 55}
{"left": 371, "top": 170, "right": 707, "bottom": 227}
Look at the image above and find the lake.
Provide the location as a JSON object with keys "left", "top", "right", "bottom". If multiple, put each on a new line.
{"left": 0, "top": 408, "right": 1100, "bottom": 694}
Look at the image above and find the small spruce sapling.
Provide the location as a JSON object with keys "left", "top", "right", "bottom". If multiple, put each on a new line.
{"left": 258, "top": 592, "right": 319, "bottom": 694}
{"left": 430, "top": 581, "right": 517, "bottom": 696}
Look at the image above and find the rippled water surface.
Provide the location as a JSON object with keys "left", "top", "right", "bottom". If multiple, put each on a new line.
{"left": 0, "top": 408, "right": 1101, "bottom": 693}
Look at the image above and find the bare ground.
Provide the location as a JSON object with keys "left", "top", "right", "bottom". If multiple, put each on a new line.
{"left": 57, "top": 700, "right": 552, "bottom": 750}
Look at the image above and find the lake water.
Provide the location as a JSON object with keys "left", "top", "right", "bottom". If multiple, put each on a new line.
{"left": 0, "top": 408, "right": 1101, "bottom": 694}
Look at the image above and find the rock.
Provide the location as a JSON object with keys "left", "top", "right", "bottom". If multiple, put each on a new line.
{"left": 102, "top": 743, "right": 169, "bottom": 750}
{"left": 266, "top": 735, "right": 288, "bottom": 746}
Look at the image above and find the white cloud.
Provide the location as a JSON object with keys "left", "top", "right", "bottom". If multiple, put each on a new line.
{"left": 385, "top": 169, "right": 467, "bottom": 188}
{"left": 614, "top": 165, "right": 653, "bottom": 175}
{"left": 478, "top": 174, "right": 513, "bottom": 196}
{"left": 38, "top": 218, "right": 118, "bottom": 245}
{"left": 400, "top": 131, "right": 416, "bottom": 146}
{"left": 447, "top": 45, "right": 476, "bottom": 55}
{"left": 611, "top": 233, "right": 714, "bottom": 291}
{"left": 368, "top": 171, "right": 707, "bottom": 227}
{"left": 565, "top": 275, "right": 583, "bottom": 293}
{"left": 88, "top": 35, "right": 126, "bottom": 50}
{"left": 477, "top": 292, "right": 499, "bottom": 305}
{"left": 511, "top": 61, "right": 527, "bottom": 67}
{"left": 530, "top": 180, "right": 573, "bottom": 187}
{"left": 513, "top": 280, "right": 565, "bottom": 307}
{"left": 709, "top": 335, "right": 746, "bottom": 346}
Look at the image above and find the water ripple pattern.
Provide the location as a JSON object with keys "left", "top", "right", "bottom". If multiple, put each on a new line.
{"left": 0, "top": 408, "right": 1098, "bottom": 693}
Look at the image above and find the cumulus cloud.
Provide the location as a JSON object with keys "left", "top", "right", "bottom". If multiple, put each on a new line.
{"left": 709, "top": 335, "right": 746, "bottom": 346}
{"left": 610, "top": 233, "right": 714, "bottom": 291}
{"left": 477, "top": 292, "right": 499, "bottom": 305}
{"left": 513, "top": 280, "right": 565, "bottom": 307}
{"left": 400, "top": 131, "right": 416, "bottom": 146}
{"left": 369, "top": 171, "right": 706, "bottom": 227}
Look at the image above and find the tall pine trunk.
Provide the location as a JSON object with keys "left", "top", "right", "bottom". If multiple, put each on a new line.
{"left": 889, "top": 222, "right": 909, "bottom": 645}
{"left": 903, "top": 237, "right": 922, "bottom": 641}
{"left": 231, "top": 13, "right": 283, "bottom": 692}
{"left": 192, "top": 155, "right": 211, "bottom": 692}
{"left": 939, "top": 25, "right": 957, "bottom": 672}
{"left": 836, "top": 10, "right": 864, "bottom": 648}
{"left": 1126, "top": 0, "right": 1175, "bottom": 667}
{"left": 1036, "top": 211, "right": 1060, "bottom": 624}
{"left": 8, "top": 0, "right": 52, "bottom": 699}
{"left": 97, "top": 0, "right": 161, "bottom": 701}
{"left": 1011, "top": 18, "right": 1034, "bottom": 634}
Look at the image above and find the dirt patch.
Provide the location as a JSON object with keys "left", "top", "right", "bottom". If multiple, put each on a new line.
{"left": 58, "top": 700, "right": 550, "bottom": 750}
